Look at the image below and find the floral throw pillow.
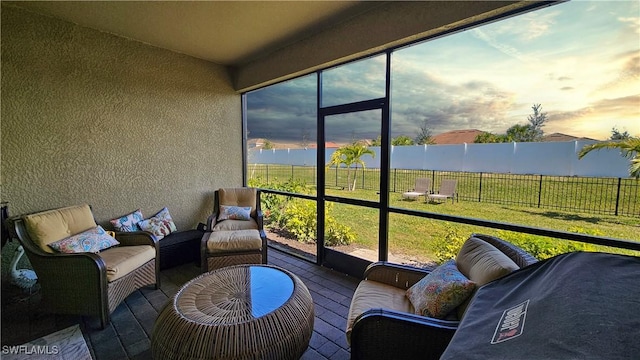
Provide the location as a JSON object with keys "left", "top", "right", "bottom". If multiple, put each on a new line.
{"left": 406, "top": 259, "right": 476, "bottom": 319}
{"left": 137, "top": 207, "right": 177, "bottom": 240}
{"left": 49, "top": 226, "right": 120, "bottom": 253}
{"left": 218, "top": 205, "right": 252, "bottom": 221}
{"left": 110, "top": 209, "right": 144, "bottom": 232}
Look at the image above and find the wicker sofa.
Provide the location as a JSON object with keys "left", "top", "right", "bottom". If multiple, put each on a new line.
{"left": 10, "top": 204, "right": 159, "bottom": 328}
{"left": 346, "top": 234, "right": 537, "bottom": 360}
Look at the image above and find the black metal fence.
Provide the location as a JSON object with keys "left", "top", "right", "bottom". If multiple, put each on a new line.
{"left": 248, "top": 164, "right": 640, "bottom": 217}
{"left": 388, "top": 169, "right": 639, "bottom": 217}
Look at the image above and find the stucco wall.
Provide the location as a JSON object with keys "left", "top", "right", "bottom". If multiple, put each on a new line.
{"left": 1, "top": 5, "right": 242, "bottom": 229}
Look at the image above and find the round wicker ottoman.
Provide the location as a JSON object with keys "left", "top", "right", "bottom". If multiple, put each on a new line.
{"left": 151, "top": 264, "right": 314, "bottom": 360}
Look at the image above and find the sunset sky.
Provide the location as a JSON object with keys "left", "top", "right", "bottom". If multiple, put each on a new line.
{"left": 247, "top": 0, "right": 639, "bottom": 144}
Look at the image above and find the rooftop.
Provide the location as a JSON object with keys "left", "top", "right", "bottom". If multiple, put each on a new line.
{"left": 431, "top": 129, "right": 485, "bottom": 144}
{"left": 541, "top": 132, "right": 599, "bottom": 142}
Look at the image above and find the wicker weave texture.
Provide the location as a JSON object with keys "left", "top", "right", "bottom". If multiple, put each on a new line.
{"left": 152, "top": 265, "right": 314, "bottom": 360}
{"left": 206, "top": 253, "right": 262, "bottom": 272}
{"left": 107, "top": 259, "right": 156, "bottom": 312}
{"left": 472, "top": 233, "right": 538, "bottom": 267}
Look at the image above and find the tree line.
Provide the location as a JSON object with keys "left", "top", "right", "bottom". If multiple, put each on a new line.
{"left": 381, "top": 103, "right": 550, "bottom": 145}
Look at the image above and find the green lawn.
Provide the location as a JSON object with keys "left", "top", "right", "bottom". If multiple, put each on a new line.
{"left": 253, "top": 172, "right": 639, "bottom": 263}
{"left": 324, "top": 188, "right": 640, "bottom": 262}
{"left": 250, "top": 164, "right": 640, "bottom": 217}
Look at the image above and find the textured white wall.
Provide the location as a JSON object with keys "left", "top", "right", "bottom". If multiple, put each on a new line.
{"left": 1, "top": 5, "right": 243, "bottom": 229}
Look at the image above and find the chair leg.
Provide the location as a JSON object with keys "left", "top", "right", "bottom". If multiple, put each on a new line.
{"left": 100, "top": 314, "right": 110, "bottom": 330}
{"left": 202, "top": 255, "right": 210, "bottom": 273}
{"left": 260, "top": 230, "right": 268, "bottom": 264}
{"left": 201, "top": 232, "right": 210, "bottom": 273}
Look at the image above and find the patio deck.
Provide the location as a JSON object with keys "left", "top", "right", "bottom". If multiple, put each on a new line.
{"left": 1, "top": 248, "right": 360, "bottom": 359}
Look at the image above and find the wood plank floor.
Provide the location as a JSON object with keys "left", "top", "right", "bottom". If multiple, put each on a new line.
{"left": 1, "top": 248, "right": 360, "bottom": 359}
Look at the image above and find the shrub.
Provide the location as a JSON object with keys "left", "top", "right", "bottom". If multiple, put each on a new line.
{"left": 431, "top": 226, "right": 602, "bottom": 264}
{"left": 275, "top": 199, "right": 356, "bottom": 246}
{"left": 248, "top": 176, "right": 355, "bottom": 245}
{"left": 325, "top": 217, "right": 356, "bottom": 246}
{"left": 248, "top": 176, "right": 311, "bottom": 225}
{"left": 432, "top": 226, "right": 468, "bottom": 264}
{"left": 280, "top": 199, "right": 317, "bottom": 243}
{"left": 497, "top": 228, "right": 598, "bottom": 260}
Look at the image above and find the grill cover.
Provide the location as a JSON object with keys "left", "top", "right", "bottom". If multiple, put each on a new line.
{"left": 441, "top": 251, "right": 640, "bottom": 360}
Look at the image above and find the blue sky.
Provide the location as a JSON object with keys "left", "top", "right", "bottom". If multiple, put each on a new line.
{"left": 247, "top": 0, "right": 639, "bottom": 144}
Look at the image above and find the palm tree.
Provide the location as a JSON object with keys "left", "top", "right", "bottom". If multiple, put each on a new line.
{"left": 327, "top": 141, "right": 375, "bottom": 191}
{"left": 578, "top": 137, "right": 640, "bottom": 178}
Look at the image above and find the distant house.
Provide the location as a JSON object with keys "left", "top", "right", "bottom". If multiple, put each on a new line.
{"left": 247, "top": 138, "right": 266, "bottom": 148}
{"left": 308, "top": 141, "right": 342, "bottom": 149}
{"left": 247, "top": 138, "right": 308, "bottom": 149}
{"left": 542, "top": 133, "right": 599, "bottom": 142}
{"left": 432, "top": 129, "right": 485, "bottom": 144}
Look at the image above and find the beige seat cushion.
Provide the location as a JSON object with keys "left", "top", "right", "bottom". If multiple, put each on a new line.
{"left": 23, "top": 204, "right": 97, "bottom": 253}
{"left": 346, "top": 280, "right": 414, "bottom": 344}
{"left": 456, "top": 237, "right": 519, "bottom": 286}
{"left": 206, "top": 229, "right": 262, "bottom": 253}
{"left": 98, "top": 245, "right": 155, "bottom": 282}
{"left": 212, "top": 218, "right": 259, "bottom": 231}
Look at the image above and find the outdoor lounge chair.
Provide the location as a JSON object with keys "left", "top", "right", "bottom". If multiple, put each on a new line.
{"left": 427, "top": 179, "right": 458, "bottom": 203}
{"left": 402, "top": 178, "right": 432, "bottom": 200}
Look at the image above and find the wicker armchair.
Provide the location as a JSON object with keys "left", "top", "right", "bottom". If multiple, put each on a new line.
{"left": 206, "top": 187, "right": 265, "bottom": 235}
{"left": 348, "top": 234, "right": 537, "bottom": 360}
{"left": 201, "top": 187, "right": 267, "bottom": 270}
{"left": 10, "top": 204, "right": 159, "bottom": 329}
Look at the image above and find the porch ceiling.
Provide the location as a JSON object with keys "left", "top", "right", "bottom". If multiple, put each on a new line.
{"left": 6, "top": 1, "right": 383, "bottom": 66}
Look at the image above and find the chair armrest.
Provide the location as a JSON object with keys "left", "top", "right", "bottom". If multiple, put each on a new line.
{"left": 350, "top": 308, "right": 458, "bottom": 360}
{"left": 254, "top": 209, "right": 264, "bottom": 230}
{"left": 28, "top": 250, "right": 106, "bottom": 277}
{"left": 23, "top": 249, "right": 107, "bottom": 299}
{"left": 206, "top": 212, "right": 219, "bottom": 231}
{"left": 115, "top": 231, "right": 157, "bottom": 247}
{"left": 364, "top": 262, "right": 431, "bottom": 290}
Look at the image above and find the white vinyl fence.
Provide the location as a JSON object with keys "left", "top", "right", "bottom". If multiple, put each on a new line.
{"left": 248, "top": 140, "right": 631, "bottom": 178}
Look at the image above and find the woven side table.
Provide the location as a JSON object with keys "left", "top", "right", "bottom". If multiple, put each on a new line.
{"left": 151, "top": 264, "right": 314, "bottom": 360}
